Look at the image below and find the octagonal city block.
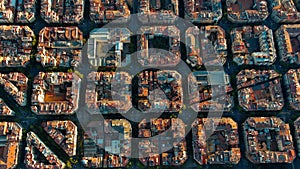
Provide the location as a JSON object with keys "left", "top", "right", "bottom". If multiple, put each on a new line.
{"left": 192, "top": 118, "right": 241, "bottom": 165}
{"left": 37, "top": 27, "right": 83, "bottom": 67}
{"left": 0, "top": 26, "right": 35, "bottom": 67}
{"left": 82, "top": 119, "right": 132, "bottom": 168}
{"left": 31, "top": 72, "right": 81, "bottom": 115}
{"left": 237, "top": 69, "right": 284, "bottom": 111}
{"left": 243, "top": 117, "right": 296, "bottom": 164}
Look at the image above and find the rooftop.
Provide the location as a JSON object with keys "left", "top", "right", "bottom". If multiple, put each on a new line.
{"left": 294, "top": 117, "right": 300, "bottom": 157}
{"left": 82, "top": 119, "right": 132, "bottom": 168}
{"left": 0, "top": 72, "right": 28, "bottom": 106}
{"left": 136, "top": 70, "right": 183, "bottom": 112}
{"left": 0, "top": 98, "right": 14, "bottom": 115}
{"left": 243, "top": 117, "right": 296, "bottom": 164}
{"left": 88, "top": 28, "right": 131, "bottom": 68}
{"left": 90, "top": 0, "right": 130, "bottom": 23}
{"left": 137, "top": 26, "right": 181, "bottom": 67}
{"left": 271, "top": 0, "right": 300, "bottom": 23}
{"left": 31, "top": 72, "right": 81, "bottom": 115}
{"left": 37, "top": 27, "right": 83, "bottom": 67}
{"left": 0, "top": 0, "right": 15, "bottom": 22}
{"left": 42, "top": 120, "right": 78, "bottom": 156}
{"left": 16, "top": 0, "right": 36, "bottom": 23}
{"left": 86, "top": 71, "right": 132, "bottom": 114}
{"left": 226, "top": 0, "right": 268, "bottom": 23}
{"left": 186, "top": 26, "right": 227, "bottom": 67}
{"left": 0, "top": 122, "right": 22, "bottom": 169}
{"left": 0, "top": 25, "right": 34, "bottom": 67}
{"left": 192, "top": 118, "right": 241, "bottom": 165}
{"left": 237, "top": 69, "right": 284, "bottom": 111}
{"left": 188, "top": 71, "right": 233, "bottom": 112}
{"left": 138, "top": 0, "right": 179, "bottom": 24}
{"left": 25, "top": 132, "right": 65, "bottom": 168}
{"left": 276, "top": 24, "right": 300, "bottom": 64}
{"left": 138, "top": 118, "right": 187, "bottom": 166}
{"left": 40, "top": 0, "right": 84, "bottom": 23}
{"left": 184, "top": 0, "right": 222, "bottom": 23}
{"left": 231, "top": 26, "right": 277, "bottom": 66}
{"left": 283, "top": 68, "right": 300, "bottom": 110}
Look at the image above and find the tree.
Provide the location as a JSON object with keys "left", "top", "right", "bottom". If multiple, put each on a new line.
{"left": 68, "top": 68, "right": 74, "bottom": 73}
{"left": 65, "top": 160, "right": 72, "bottom": 169}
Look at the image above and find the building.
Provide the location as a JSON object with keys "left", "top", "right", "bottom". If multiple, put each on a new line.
{"left": 188, "top": 71, "right": 233, "bottom": 112}
{"left": 294, "top": 117, "right": 300, "bottom": 157}
{"left": 271, "top": 0, "right": 300, "bottom": 23}
{"left": 0, "top": 0, "right": 35, "bottom": 23}
{"left": 31, "top": 72, "right": 81, "bottom": 115}
{"left": 243, "top": 117, "right": 296, "bottom": 164}
{"left": 184, "top": 0, "right": 222, "bottom": 23}
{"left": 90, "top": 0, "right": 130, "bottom": 23}
{"left": 186, "top": 26, "right": 227, "bottom": 67}
{"left": 16, "top": 0, "right": 36, "bottom": 22}
{"left": 284, "top": 68, "right": 300, "bottom": 110}
{"left": 0, "top": 98, "right": 14, "bottom": 115}
{"left": 86, "top": 71, "right": 132, "bottom": 114}
{"left": 40, "top": 0, "right": 84, "bottom": 23}
{"left": 237, "top": 69, "right": 284, "bottom": 111}
{"left": 0, "top": 122, "right": 22, "bottom": 169}
{"left": 87, "top": 28, "right": 131, "bottom": 68}
{"left": 138, "top": 0, "right": 179, "bottom": 24}
{"left": 82, "top": 119, "right": 132, "bottom": 168}
{"left": 0, "top": 72, "right": 28, "bottom": 106}
{"left": 0, "top": 0, "right": 15, "bottom": 22}
{"left": 42, "top": 120, "right": 78, "bottom": 156}
{"left": 231, "top": 26, "right": 277, "bottom": 66}
{"left": 226, "top": 0, "right": 268, "bottom": 23}
{"left": 137, "top": 70, "right": 183, "bottom": 112}
{"left": 0, "top": 25, "right": 34, "bottom": 67}
{"left": 137, "top": 26, "right": 181, "bottom": 67}
{"left": 37, "top": 27, "right": 83, "bottom": 67}
{"left": 276, "top": 24, "right": 300, "bottom": 64}
{"left": 25, "top": 132, "right": 65, "bottom": 168}
{"left": 192, "top": 118, "right": 241, "bottom": 165}
{"left": 139, "top": 118, "right": 187, "bottom": 166}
